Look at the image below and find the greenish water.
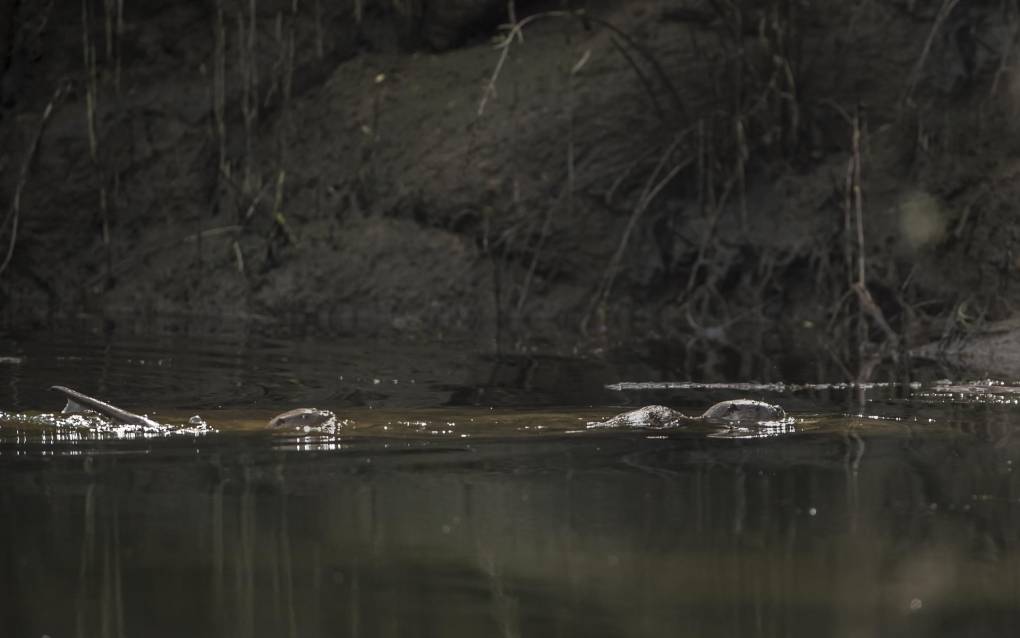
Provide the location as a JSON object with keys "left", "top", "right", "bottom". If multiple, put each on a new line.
{"left": 1, "top": 325, "right": 1019, "bottom": 637}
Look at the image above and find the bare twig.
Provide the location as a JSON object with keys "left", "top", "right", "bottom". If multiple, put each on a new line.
{"left": 852, "top": 282, "right": 899, "bottom": 346}
{"left": 852, "top": 109, "right": 865, "bottom": 295}
{"left": 82, "top": 0, "right": 98, "bottom": 161}
{"left": 515, "top": 48, "right": 593, "bottom": 318}
{"left": 216, "top": 164, "right": 272, "bottom": 224}
{"left": 478, "top": 10, "right": 687, "bottom": 118}
{"left": 237, "top": 0, "right": 259, "bottom": 194}
{"left": 0, "top": 81, "right": 69, "bottom": 278}
{"left": 517, "top": 61, "right": 575, "bottom": 317}
{"left": 584, "top": 132, "right": 693, "bottom": 328}
{"left": 271, "top": 170, "right": 297, "bottom": 245}
{"left": 847, "top": 107, "right": 900, "bottom": 363}
{"left": 608, "top": 36, "right": 665, "bottom": 122}
{"left": 990, "top": 18, "right": 1020, "bottom": 98}
{"left": 212, "top": 0, "right": 227, "bottom": 180}
{"left": 232, "top": 240, "right": 245, "bottom": 274}
{"left": 86, "top": 225, "right": 242, "bottom": 290}
{"left": 849, "top": 107, "right": 868, "bottom": 361}
{"left": 901, "top": 0, "right": 960, "bottom": 107}
{"left": 478, "top": 11, "right": 571, "bottom": 117}
{"left": 684, "top": 152, "right": 739, "bottom": 299}
{"left": 313, "top": 0, "right": 324, "bottom": 59}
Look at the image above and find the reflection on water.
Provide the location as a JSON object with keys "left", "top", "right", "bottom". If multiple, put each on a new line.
{"left": 0, "top": 324, "right": 652, "bottom": 413}
{"left": 1, "top": 326, "right": 1020, "bottom": 636}
{"left": 2, "top": 424, "right": 1019, "bottom": 637}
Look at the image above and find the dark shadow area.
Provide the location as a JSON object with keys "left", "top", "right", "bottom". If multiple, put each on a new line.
{"left": 0, "top": 0, "right": 1017, "bottom": 376}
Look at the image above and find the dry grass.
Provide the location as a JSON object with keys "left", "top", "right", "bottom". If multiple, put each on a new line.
{"left": 475, "top": 0, "right": 1011, "bottom": 371}
{"left": 0, "top": 82, "right": 70, "bottom": 277}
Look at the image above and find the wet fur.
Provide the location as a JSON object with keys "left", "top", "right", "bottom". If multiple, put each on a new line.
{"left": 51, "top": 385, "right": 161, "bottom": 428}
{"left": 592, "top": 399, "right": 786, "bottom": 429}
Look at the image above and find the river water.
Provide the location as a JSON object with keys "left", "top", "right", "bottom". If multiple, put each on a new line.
{"left": 1, "top": 323, "right": 1018, "bottom": 637}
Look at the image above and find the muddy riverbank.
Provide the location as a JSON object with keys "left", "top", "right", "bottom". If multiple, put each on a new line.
{"left": 1, "top": 0, "right": 1019, "bottom": 365}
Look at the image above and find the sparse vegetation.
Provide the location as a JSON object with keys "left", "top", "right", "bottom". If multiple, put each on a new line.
{"left": 0, "top": 0, "right": 1017, "bottom": 378}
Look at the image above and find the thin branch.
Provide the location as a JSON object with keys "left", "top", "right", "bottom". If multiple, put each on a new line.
{"left": 478, "top": 10, "right": 688, "bottom": 119}
{"left": 587, "top": 132, "right": 693, "bottom": 323}
{"left": 901, "top": 0, "right": 961, "bottom": 107}
{"left": 0, "top": 81, "right": 70, "bottom": 278}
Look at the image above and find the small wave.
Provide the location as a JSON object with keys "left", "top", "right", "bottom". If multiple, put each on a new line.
{"left": 606, "top": 381, "right": 923, "bottom": 392}
{"left": 0, "top": 411, "right": 216, "bottom": 439}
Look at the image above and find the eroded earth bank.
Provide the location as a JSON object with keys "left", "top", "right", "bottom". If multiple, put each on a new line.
{"left": 1, "top": 0, "right": 1019, "bottom": 372}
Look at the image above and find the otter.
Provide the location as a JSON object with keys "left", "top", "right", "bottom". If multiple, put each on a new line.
{"left": 591, "top": 399, "right": 786, "bottom": 429}
{"left": 267, "top": 407, "right": 336, "bottom": 429}
{"left": 49, "top": 387, "right": 783, "bottom": 432}
{"left": 51, "top": 385, "right": 336, "bottom": 430}
{"left": 52, "top": 385, "right": 162, "bottom": 428}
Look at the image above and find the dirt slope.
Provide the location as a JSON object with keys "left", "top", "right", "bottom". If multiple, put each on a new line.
{"left": 0, "top": 0, "right": 1018, "bottom": 362}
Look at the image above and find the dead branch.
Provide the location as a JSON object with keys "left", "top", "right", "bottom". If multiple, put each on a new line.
{"left": 901, "top": 0, "right": 961, "bottom": 107}
{"left": 478, "top": 10, "right": 687, "bottom": 119}
{"left": 0, "top": 80, "right": 70, "bottom": 278}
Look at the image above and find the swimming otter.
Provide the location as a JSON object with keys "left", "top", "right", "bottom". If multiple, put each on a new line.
{"left": 52, "top": 385, "right": 162, "bottom": 428}
{"left": 51, "top": 386, "right": 335, "bottom": 430}
{"left": 49, "top": 387, "right": 783, "bottom": 432}
{"left": 267, "top": 407, "right": 336, "bottom": 429}
{"left": 591, "top": 399, "right": 786, "bottom": 429}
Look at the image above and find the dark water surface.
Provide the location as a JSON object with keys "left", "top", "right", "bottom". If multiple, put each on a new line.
{"left": 2, "top": 325, "right": 1020, "bottom": 637}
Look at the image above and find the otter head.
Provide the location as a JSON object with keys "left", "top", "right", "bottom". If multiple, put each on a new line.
{"left": 700, "top": 399, "right": 786, "bottom": 424}
{"left": 268, "top": 408, "right": 336, "bottom": 429}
